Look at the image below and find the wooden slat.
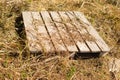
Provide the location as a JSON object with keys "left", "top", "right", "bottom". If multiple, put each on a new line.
{"left": 40, "top": 11, "right": 67, "bottom": 52}
{"left": 74, "top": 11, "right": 110, "bottom": 52}
{"left": 22, "top": 11, "right": 110, "bottom": 55}
{"left": 49, "top": 11, "right": 78, "bottom": 52}
{"left": 58, "top": 12, "right": 90, "bottom": 52}
{"left": 65, "top": 12, "right": 90, "bottom": 52}
{"left": 59, "top": 11, "right": 100, "bottom": 52}
{"left": 31, "top": 12, "right": 55, "bottom": 53}
{"left": 22, "top": 12, "right": 42, "bottom": 52}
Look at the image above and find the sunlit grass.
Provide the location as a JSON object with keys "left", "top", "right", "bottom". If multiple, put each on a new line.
{"left": 0, "top": 0, "right": 120, "bottom": 79}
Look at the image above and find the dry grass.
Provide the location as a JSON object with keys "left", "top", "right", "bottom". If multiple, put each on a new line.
{"left": 0, "top": 0, "right": 120, "bottom": 80}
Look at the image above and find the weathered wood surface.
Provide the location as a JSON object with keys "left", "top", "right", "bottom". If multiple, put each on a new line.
{"left": 73, "top": 11, "right": 110, "bottom": 52}
{"left": 31, "top": 12, "right": 55, "bottom": 53}
{"left": 41, "top": 11, "right": 67, "bottom": 52}
{"left": 22, "top": 12, "right": 43, "bottom": 53}
{"left": 65, "top": 11, "right": 101, "bottom": 52}
{"left": 22, "top": 11, "right": 110, "bottom": 55}
{"left": 59, "top": 11, "right": 100, "bottom": 53}
{"left": 49, "top": 11, "right": 78, "bottom": 52}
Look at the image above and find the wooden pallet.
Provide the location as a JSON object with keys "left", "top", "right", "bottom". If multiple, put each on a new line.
{"left": 22, "top": 11, "right": 110, "bottom": 56}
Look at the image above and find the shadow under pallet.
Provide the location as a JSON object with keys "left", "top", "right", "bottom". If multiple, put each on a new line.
{"left": 21, "top": 11, "right": 110, "bottom": 59}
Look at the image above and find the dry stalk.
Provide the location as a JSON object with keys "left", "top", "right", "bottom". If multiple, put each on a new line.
{"left": 0, "top": 66, "right": 20, "bottom": 79}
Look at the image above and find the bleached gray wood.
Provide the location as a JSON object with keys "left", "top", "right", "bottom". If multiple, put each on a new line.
{"left": 74, "top": 11, "right": 110, "bottom": 52}
{"left": 49, "top": 11, "right": 78, "bottom": 52}
{"left": 65, "top": 11, "right": 90, "bottom": 52}
{"left": 31, "top": 12, "right": 55, "bottom": 53}
{"left": 59, "top": 11, "right": 100, "bottom": 52}
{"left": 22, "top": 11, "right": 110, "bottom": 56}
{"left": 22, "top": 12, "right": 42, "bottom": 53}
{"left": 40, "top": 11, "right": 67, "bottom": 52}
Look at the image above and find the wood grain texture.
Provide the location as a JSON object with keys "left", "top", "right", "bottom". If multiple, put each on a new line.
{"left": 59, "top": 11, "right": 100, "bottom": 53}
{"left": 66, "top": 11, "right": 101, "bottom": 52}
{"left": 22, "top": 12, "right": 42, "bottom": 53}
{"left": 22, "top": 11, "right": 110, "bottom": 55}
{"left": 31, "top": 12, "right": 55, "bottom": 53}
{"left": 49, "top": 11, "right": 78, "bottom": 52}
{"left": 74, "top": 11, "right": 110, "bottom": 52}
{"left": 40, "top": 11, "right": 67, "bottom": 52}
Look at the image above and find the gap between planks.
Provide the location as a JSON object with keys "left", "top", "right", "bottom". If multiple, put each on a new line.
{"left": 22, "top": 11, "right": 110, "bottom": 55}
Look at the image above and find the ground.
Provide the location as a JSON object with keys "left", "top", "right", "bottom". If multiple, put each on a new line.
{"left": 0, "top": 0, "right": 120, "bottom": 80}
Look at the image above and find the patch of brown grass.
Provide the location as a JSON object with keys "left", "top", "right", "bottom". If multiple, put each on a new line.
{"left": 0, "top": 0, "right": 120, "bottom": 79}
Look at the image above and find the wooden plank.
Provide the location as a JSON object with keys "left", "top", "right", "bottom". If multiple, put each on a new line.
{"left": 59, "top": 11, "right": 101, "bottom": 52}
{"left": 49, "top": 11, "right": 78, "bottom": 52}
{"left": 66, "top": 11, "right": 100, "bottom": 53}
{"left": 65, "top": 12, "right": 91, "bottom": 52}
{"left": 31, "top": 12, "right": 55, "bottom": 53}
{"left": 74, "top": 11, "right": 110, "bottom": 52}
{"left": 22, "top": 11, "right": 110, "bottom": 55}
{"left": 58, "top": 12, "right": 89, "bottom": 52}
{"left": 40, "top": 11, "right": 67, "bottom": 52}
{"left": 22, "top": 12, "right": 42, "bottom": 53}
